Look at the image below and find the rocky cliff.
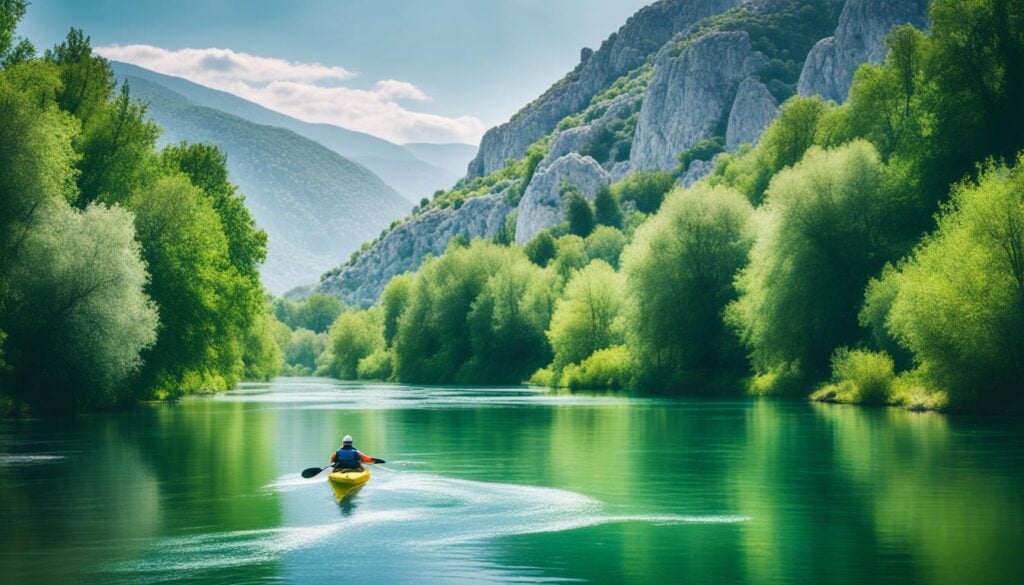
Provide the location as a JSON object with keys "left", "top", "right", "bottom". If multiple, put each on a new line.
{"left": 631, "top": 31, "right": 768, "bottom": 171}
{"left": 515, "top": 154, "right": 612, "bottom": 244}
{"left": 318, "top": 193, "right": 513, "bottom": 306}
{"left": 318, "top": 0, "right": 926, "bottom": 305}
{"left": 465, "top": 0, "right": 738, "bottom": 178}
{"left": 797, "top": 0, "right": 929, "bottom": 102}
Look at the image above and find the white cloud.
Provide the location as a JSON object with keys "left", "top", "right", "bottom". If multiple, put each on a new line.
{"left": 96, "top": 44, "right": 484, "bottom": 144}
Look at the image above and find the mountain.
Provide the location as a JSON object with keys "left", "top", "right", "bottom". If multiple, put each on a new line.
{"left": 317, "top": 0, "right": 928, "bottom": 306}
{"left": 120, "top": 74, "right": 409, "bottom": 294}
{"left": 110, "top": 61, "right": 463, "bottom": 203}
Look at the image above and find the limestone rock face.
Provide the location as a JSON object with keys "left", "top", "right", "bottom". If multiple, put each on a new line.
{"left": 465, "top": 0, "right": 739, "bottom": 178}
{"left": 540, "top": 93, "right": 643, "bottom": 169}
{"left": 726, "top": 77, "right": 779, "bottom": 149}
{"left": 797, "top": 0, "right": 928, "bottom": 103}
{"left": 679, "top": 154, "right": 723, "bottom": 187}
{"left": 317, "top": 193, "right": 513, "bottom": 306}
{"left": 514, "top": 154, "right": 610, "bottom": 245}
{"left": 631, "top": 31, "right": 768, "bottom": 172}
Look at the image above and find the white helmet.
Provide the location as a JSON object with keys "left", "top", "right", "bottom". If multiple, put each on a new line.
{"left": 342, "top": 435, "right": 353, "bottom": 445}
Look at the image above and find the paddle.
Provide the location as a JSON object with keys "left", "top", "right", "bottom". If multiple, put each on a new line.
{"left": 301, "top": 458, "right": 386, "bottom": 479}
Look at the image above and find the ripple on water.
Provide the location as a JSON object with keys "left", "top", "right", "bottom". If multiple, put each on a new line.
{"left": 109, "top": 468, "right": 750, "bottom": 581}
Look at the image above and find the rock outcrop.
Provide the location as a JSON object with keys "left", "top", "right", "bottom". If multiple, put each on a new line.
{"left": 318, "top": 193, "right": 513, "bottom": 306}
{"left": 631, "top": 31, "right": 768, "bottom": 171}
{"left": 726, "top": 77, "right": 779, "bottom": 149}
{"left": 465, "top": 0, "right": 739, "bottom": 178}
{"left": 540, "top": 93, "right": 642, "bottom": 169}
{"left": 797, "top": 0, "right": 929, "bottom": 103}
{"left": 515, "top": 154, "right": 610, "bottom": 244}
{"left": 679, "top": 154, "right": 723, "bottom": 187}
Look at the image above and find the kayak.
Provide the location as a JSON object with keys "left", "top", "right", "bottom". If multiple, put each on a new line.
{"left": 328, "top": 467, "right": 370, "bottom": 500}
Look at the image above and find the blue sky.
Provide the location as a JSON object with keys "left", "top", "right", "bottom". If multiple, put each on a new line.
{"left": 21, "top": 0, "right": 654, "bottom": 144}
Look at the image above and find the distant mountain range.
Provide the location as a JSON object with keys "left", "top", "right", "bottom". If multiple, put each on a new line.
{"left": 112, "top": 62, "right": 475, "bottom": 204}
{"left": 112, "top": 62, "right": 477, "bottom": 294}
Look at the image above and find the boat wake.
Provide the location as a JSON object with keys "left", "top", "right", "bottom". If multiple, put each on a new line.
{"left": 108, "top": 469, "right": 750, "bottom": 582}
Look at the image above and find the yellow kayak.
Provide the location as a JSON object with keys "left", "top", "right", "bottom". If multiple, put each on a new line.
{"left": 328, "top": 467, "right": 370, "bottom": 500}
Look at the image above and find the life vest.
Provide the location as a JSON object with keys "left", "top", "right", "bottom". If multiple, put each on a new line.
{"left": 335, "top": 447, "right": 361, "bottom": 468}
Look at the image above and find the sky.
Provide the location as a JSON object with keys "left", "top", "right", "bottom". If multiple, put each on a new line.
{"left": 20, "top": 0, "right": 655, "bottom": 144}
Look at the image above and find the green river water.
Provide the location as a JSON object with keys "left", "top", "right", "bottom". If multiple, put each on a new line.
{"left": 1, "top": 377, "right": 1022, "bottom": 584}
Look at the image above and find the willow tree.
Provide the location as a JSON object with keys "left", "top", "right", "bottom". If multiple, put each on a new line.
{"left": 623, "top": 184, "right": 754, "bottom": 391}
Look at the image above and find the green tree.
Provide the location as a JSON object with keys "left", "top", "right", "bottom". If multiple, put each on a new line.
{"left": 584, "top": 225, "right": 626, "bottom": 269}
{"left": 552, "top": 234, "right": 589, "bottom": 282}
{"left": 321, "top": 310, "right": 383, "bottom": 379}
{"left": 614, "top": 171, "right": 676, "bottom": 214}
{"left": 871, "top": 157, "right": 1024, "bottom": 409}
{"left": 242, "top": 306, "right": 285, "bottom": 381}
{"left": 130, "top": 174, "right": 243, "bottom": 397}
{"left": 465, "top": 254, "right": 558, "bottom": 383}
{"left": 161, "top": 142, "right": 267, "bottom": 281}
{"left": 593, "top": 185, "right": 623, "bottom": 228}
{"left": 563, "top": 183, "right": 596, "bottom": 237}
{"left": 524, "top": 230, "right": 557, "bottom": 267}
{"left": 0, "top": 0, "right": 33, "bottom": 67}
{"left": 380, "top": 273, "right": 415, "bottom": 347}
{"left": 547, "top": 260, "right": 626, "bottom": 373}
{"left": 285, "top": 328, "right": 327, "bottom": 373}
{"left": 295, "top": 293, "right": 346, "bottom": 334}
{"left": 1, "top": 202, "right": 158, "bottom": 411}
{"left": 728, "top": 141, "right": 909, "bottom": 388}
{"left": 393, "top": 241, "right": 513, "bottom": 383}
{"left": 623, "top": 184, "right": 755, "bottom": 391}
{"left": 709, "top": 97, "right": 829, "bottom": 204}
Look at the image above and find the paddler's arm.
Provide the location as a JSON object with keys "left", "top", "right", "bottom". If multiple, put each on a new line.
{"left": 359, "top": 452, "right": 374, "bottom": 463}
{"left": 330, "top": 452, "right": 338, "bottom": 463}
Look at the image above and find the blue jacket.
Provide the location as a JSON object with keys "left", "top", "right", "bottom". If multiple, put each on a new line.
{"left": 334, "top": 446, "right": 364, "bottom": 469}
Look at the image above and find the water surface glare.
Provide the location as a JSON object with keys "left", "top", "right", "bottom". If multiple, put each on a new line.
{"left": 1, "top": 377, "right": 1022, "bottom": 584}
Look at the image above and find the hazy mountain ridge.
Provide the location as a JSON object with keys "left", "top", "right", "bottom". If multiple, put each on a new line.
{"left": 111, "top": 62, "right": 476, "bottom": 203}
{"left": 121, "top": 74, "right": 410, "bottom": 294}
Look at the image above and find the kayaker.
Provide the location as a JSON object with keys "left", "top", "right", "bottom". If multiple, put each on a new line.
{"left": 331, "top": 435, "right": 374, "bottom": 470}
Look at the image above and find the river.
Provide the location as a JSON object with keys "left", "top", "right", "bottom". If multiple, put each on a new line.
{"left": 1, "top": 377, "right": 1022, "bottom": 584}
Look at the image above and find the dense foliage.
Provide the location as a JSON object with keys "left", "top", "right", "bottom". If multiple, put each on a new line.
{"left": 0, "top": 7, "right": 281, "bottom": 412}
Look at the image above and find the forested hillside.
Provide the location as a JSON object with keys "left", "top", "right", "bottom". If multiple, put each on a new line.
{"left": 309, "top": 0, "right": 1024, "bottom": 413}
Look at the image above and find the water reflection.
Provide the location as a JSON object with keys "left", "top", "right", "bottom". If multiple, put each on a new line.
{"left": 1, "top": 379, "right": 1021, "bottom": 585}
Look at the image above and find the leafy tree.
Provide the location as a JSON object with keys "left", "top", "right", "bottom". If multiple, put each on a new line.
{"left": 709, "top": 97, "right": 829, "bottom": 204}
{"left": 295, "top": 293, "right": 346, "bottom": 334}
{"left": 0, "top": 0, "right": 33, "bottom": 67}
{"left": 524, "top": 230, "right": 557, "bottom": 267}
{"left": 242, "top": 307, "right": 285, "bottom": 381}
{"left": 871, "top": 157, "right": 1024, "bottom": 409}
{"left": 923, "top": 0, "right": 1024, "bottom": 199}
{"left": 285, "top": 328, "right": 328, "bottom": 373}
{"left": 45, "top": 28, "right": 114, "bottom": 127}
{"left": 563, "top": 183, "right": 595, "bottom": 237}
{"left": 614, "top": 171, "right": 676, "bottom": 214}
{"left": 547, "top": 260, "right": 626, "bottom": 373}
{"left": 623, "top": 184, "right": 754, "bottom": 391}
{"left": 380, "top": 273, "right": 415, "bottom": 347}
{"left": 1, "top": 202, "right": 157, "bottom": 411}
{"left": 584, "top": 225, "right": 626, "bottom": 269}
{"left": 321, "top": 310, "right": 383, "bottom": 379}
{"left": 465, "top": 255, "right": 558, "bottom": 383}
{"left": 161, "top": 142, "right": 267, "bottom": 281}
{"left": 728, "top": 141, "right": 909, "bottom": 388}
{"left": 393, "top": 241, "right": 514, "bottom": 383}
{"left": 552, "top": 234, "right": 589, "bottom": 282}
{"left": 130, "top": 174, "right": 244, "bottom": 397}
{"left": 593, "top": 185, "right": 623, "bottom": 228}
